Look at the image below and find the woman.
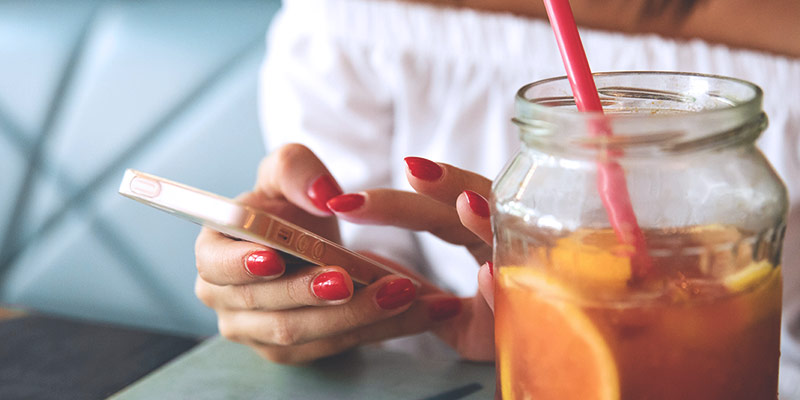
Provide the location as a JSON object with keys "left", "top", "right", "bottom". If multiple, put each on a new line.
{"left": 194, "top": 0, "right": 800, "bottom": 365}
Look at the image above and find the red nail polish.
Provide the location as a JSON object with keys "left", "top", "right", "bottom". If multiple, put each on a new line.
{"left": 312, "top": 271, "right": 351, "bottom": 301}
{"left": 488, "top": 261, "right": 494, "bottom": 277}
{"left": 245, "top": 251, "right": 284, "bottom": 277}
{"left": 308, "top": 174, "right": 343, "bottom": 213}
{"left": 464, "top": 190, "right": 490, "bottom": 218}
{"left": 429, "top": 298, "right": 462, "bottom": 321}
{"left": 327, "top": 193, "right": 365, "bottom": 213}
{"left": 376, "top": 278, "right": 416, "bottom": 309}
{"left": 404, "top": 157, "right": 443, "bottom": 181}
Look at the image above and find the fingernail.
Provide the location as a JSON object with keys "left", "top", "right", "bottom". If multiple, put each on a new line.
{"left": 488, "top": 261, "right": 494, "bottom": 277}
{"left": 464, "top": 190, "right": 490, "bottom": 218}
{"left": 376, "top": 278, "right": 416, "bottom": 310}
{"left": 312, "top": 271, "right": 351, "bottom": 301}
{"left": 327, "top": 193, "right": 365, "bottom": 213}
{"left": 245, "top": 251, "right": 285, "bottom": 277}
{"left": 429, "top": 298, "right": 462, "bottom": 321}
{"left": 308, "top": 174, "right": 343, "bottom": 213}
{"left": 404, "top": 157, "right": 443, "bottom": 181}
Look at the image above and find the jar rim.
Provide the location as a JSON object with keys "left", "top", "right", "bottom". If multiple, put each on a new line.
{"left": 516, "top": 71, "right": 763, "bottom": 119}
{"left": 514, "top": 71, "right": 766, "bottom": 155}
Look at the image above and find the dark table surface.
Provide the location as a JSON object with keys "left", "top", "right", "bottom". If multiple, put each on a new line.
{"left": 0, "top": 308, "right": 200, "bottom": 400}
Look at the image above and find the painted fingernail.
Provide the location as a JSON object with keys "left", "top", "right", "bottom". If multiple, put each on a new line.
{"left": 312, "top": 271, "right": 351, "bottom": 301}
{"left": 327, "top": 193, "right": 365, "bottom": 213}
{"left": 308, "top": 174, "right": 343, "bottom": 213}
{"left": 376, "top": 278, "right": 416, "bottom": 310}
{"left": 464, "top": 190, "right": 490, "bottom": 218}
{"left": 245, "top": 251, "right": 285, "bottom": 277}
{"left": 488, "top": 261, "right": 494, "bottom": 277}
{"left": 429, "top": 298, "right": 462, "bottom": 321}
{"left": 404, "top": 156, "right": 443, "bottom": 181}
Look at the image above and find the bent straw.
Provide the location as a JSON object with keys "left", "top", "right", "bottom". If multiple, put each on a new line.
{"left": 542, "top": 0, "right": 652, "bottom": 279}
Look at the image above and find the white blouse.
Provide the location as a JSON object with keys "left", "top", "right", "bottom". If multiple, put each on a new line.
{"left": 258, "top": 0, "right": 800, "bottom": 367}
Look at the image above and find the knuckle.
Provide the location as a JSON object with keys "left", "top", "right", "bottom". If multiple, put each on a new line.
{"left": 276, "top": 143, "right": 313, "bottom": 166}
{"left": 221, "top": 253, "right": 243, "bottom": 284}
{"left": 273, "top": 144, "right": 314, "bottom": 180}
{"left": 196, "top": 263, "right": 213, "bottom": 283}
{"left": 194, "top": 245, "right": 209, "bottom": 277}
{"left": 270, "top": 315, "right": 300, "bottom": 346}
{"left": 194, "top": 231, "right": 218, "bottom": 278}
{"left": 236, "top": 284, "right": 258, "bottom": 310}
{"left": 194, "top": 229, "right": 212, "bottom": 257}
{"left": 194, "top": 278, "right": 213, "bottom": 307}
{"left": 284, "top": 276, "right": 308, "bottom": 306}
{"left": 194, "top": 250, "right": 217, "bottom": 283}
{"left": 336, "top": 304, "right": 363, "bottom": 329}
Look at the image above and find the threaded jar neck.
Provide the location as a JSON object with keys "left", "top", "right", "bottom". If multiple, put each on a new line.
{"left": 514, "top": 71, "right": 766, "bottom": 158}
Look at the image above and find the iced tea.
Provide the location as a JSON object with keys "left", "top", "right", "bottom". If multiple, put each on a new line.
{"left": 494, "top": 223, "right": 782, "bottom": 400}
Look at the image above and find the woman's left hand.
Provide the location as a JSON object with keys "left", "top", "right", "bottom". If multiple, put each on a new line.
{"left": 327, "top": 156, "right": 495, "bottom": 361}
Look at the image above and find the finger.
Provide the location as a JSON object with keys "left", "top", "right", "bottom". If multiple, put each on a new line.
{"left": 219, "top": 274, "right": 422, "bottom": 347}
{"left": 196, "top": 265, "right": 355, "bottom": 311}
{"left": 431, "top": 265, "right": 495, "bottom": 361}
{"left": 456, "top": 190, "right": 493, "bottom": 245}
{"left": 195, "top": 227, "right": 285, "bottom": 285}
{"left": 327, "top": 189, "right": 483, "bottom": 247}
{"left": 404, "top": 156, "right": 493, "bottom": 205}
{"left": 358, "top": 251, "right": 442, "bottom": 296}
{"left": 478, "top": 262, "right": 494, "bottom": 313}
{"left": 243, "top": 294, "right": 466, "bottom": 365}
{"left": 257, "top": 143, "right": 343, "bottom": 217}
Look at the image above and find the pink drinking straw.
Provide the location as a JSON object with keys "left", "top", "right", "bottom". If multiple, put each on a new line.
{"left": 542, "top": 0, "right": 652, "bottom": 279}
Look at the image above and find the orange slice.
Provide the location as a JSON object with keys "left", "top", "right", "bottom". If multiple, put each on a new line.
{"left": 550, "top": 240, "right": 631, "bottom": 287}
{"left": 723, "top": 260, "right": 774, "bottom": 293}
{"left": 545, "top": 231, "right": 632, "bottom": 290}
{"left": 496, "top": 267, "right": 619, "bottom": 400}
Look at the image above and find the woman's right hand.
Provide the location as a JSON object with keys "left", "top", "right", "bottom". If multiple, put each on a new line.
{"left": 193, "top": 144, "right": 459, "bottom": 364}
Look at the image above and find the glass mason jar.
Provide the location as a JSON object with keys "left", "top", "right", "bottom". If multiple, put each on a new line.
{"left": 492, "top": 72, "right": 788, "bottom": 400}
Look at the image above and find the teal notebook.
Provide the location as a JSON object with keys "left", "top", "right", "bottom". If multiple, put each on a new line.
{"left": 111, "top": 336, "right": 496, "bottom": 399}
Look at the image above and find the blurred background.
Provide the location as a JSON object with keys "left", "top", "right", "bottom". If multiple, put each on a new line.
{"left": 0, "top": 0, "right": 281, "bottom": 337}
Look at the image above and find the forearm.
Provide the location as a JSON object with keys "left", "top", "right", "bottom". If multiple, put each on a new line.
{"left": 674, "top": 0, "right": 800, "bottom": 58}
{"left": 418, "top": 0, "right": 800, "bottom": 57}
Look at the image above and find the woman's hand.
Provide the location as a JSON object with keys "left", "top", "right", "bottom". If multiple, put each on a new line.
{"left": 193, "top": 144, "right": 469, "bottom": 364}
{"left": 327, "top": 156, "right": 496, "bottom": 361}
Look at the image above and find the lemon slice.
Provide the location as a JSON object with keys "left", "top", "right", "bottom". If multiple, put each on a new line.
{"left": 723, "top": 261, "right": 775, "bottom": 292}
{"left": 548, "top": 234, "right": 632, "bottom": 289}
{"left": 497, "top": 267, "right": 620, "bottom": 400}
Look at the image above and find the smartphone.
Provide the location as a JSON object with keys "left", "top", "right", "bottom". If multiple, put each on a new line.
{"left": 118, "top": 169, "right": 417, "bottom": 287}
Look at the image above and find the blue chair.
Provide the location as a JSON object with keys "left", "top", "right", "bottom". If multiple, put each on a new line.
{"left": 0, "top": 0, "right": 281, "bottom": 336}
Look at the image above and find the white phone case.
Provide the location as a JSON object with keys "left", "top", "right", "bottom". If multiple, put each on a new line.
{"left": 118, "top": 169, "right": 417, "bottom": 287}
